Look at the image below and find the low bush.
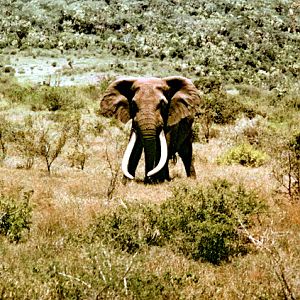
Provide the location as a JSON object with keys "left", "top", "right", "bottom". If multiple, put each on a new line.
{"left": 28, "top": 86, "right": 87, "bottom": 111}
{"left": 0, "top": 189, "right": 33, "bottom": 242}
{"left": 217, "top": 143, "right": 268, "bottom": 167}
{"left": 91, "top": 179, "right": 266, "bottom": 264}
{"left": 0, "top": 77, "right": 93, "bottom": 111}
{"left": 128, "top": 272, "right": 182, "bottom": 299}
{"left": 158, "top": 179, "right": 266, "bottom": 264}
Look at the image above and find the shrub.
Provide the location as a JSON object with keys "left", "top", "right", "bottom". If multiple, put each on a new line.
{"left": 0, "top": 79, "right": 88, "bottom": 111}
{"left": 31, "top": 86, "right": 85, "bottom": 112}
{"left": 91, "top": 180, "right": 266, "bottom": 264}
{"left": 0, "top": 189, "right": 33, "bottom": 242}
{"left": 194, "top": 78, "right": 246, "bottom": 126}
{"left": 11, "top": 116, "right": 40, "bottom": 169}
{"left": 38, "top": 121, "right": 70, "bottom": 173}
{"left": 193, "top": 115, "right": 220, "bottom": 143}
{"left": 204, "top": 92, "right": 246, "bottom": 125}
{"left": 128, "top": 272, "right": 181, "bottom": 299}
{"left": 217, "top": 143, "right": 268, "bottom": 167}
{"left": 158, "top": 180, "right": 266, "bottom": 264}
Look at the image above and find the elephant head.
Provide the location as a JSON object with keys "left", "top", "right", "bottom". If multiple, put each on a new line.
{"left": 100, "top": 76, "right": 201, "bottom": 183}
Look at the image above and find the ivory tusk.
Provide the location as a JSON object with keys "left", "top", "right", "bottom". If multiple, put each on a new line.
{"left": 147, "top": 130, "right": 168, "bottom": 177}
{"left": 121, "top": 132, "right": 137, "bottom": 179}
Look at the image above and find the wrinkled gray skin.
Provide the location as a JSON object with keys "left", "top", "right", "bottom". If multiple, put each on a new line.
{"left": 100, "top": 76, "right": 201, "bottom": 183}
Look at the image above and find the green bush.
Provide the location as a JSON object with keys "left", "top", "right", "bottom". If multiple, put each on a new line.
{"left": 217, "top": 143, "right": 268, "bottom": 167}
{"left": 92, "top": 180, "right": 266, "bottom": 264}
{"left": 194, "top": 78, "right": 246, "bottom": 125}
{"left": 30, "top": 86, "right": 86, "bottom": 111}
{"left": 0, "top": 78, "right": 89, "bottom": 111}
{"left": 158, "top": 180, "right": 266, "bottom": 264}
{"left": 128, "top": 272, "right": 182, "bottom": 299}
{"left": 0, "top": 190, "right": 33, "bottom": 242}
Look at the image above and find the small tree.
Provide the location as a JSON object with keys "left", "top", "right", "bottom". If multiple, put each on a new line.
{"left": 104, "top": 129, "right": 128, "bottom": 202}
{"left": 67, "top": 114, "right": 90, "bottom": 170}
{"left": 0, "top": 115, "right": 11, "bottom": 160}
{"left": 12, "top": 116, "right": 39, "bottom": 169}
{"left": 273, "top": 133, "right": 300, "bottom": 200}
{"left": 13, "top": 116, "right": 70, "bottom": 173}
{"left": 38, "top": 121, "right": 70, "bottom": 174}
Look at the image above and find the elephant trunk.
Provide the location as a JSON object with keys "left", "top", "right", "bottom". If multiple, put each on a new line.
{"left": 143, "top": 135, "right": 157, "bottom": 178}
{"left": 147, "top": 131, "right": 168, "bottom": 177}
{"left": 121, "top": 111, "right": 168, "bottom": 180}
{"left": 142, "top": 128, "right": 168, "bottom": 181}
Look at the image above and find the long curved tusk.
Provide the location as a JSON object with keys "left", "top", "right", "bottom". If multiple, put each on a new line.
{"left": 121, "top": 132, "right": 137, "bottom": 179}
{"left": 147, "top": 130, "right": 168, "bottom": 177}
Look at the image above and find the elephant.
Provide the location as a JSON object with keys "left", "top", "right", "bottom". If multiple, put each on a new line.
{"left": 100, "top": 76, "right": 202, "bottom": 183}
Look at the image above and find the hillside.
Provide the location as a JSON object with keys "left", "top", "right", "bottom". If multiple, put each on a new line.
{"left": 1, "top": 0, "right": 299, "bottom": 88}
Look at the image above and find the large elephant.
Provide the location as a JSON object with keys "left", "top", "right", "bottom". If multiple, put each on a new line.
{"left": 100, "top": 76, "right": 201, "bottom": 183}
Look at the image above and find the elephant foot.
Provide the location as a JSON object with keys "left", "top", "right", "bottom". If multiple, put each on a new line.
{"left": 144, "top": 176, "right": 170, "bottom": 184}
{"left": 144, "top": 166, "right": 170, "bottom": 184}
{"left": 188, "top": 164, "right": 196, "bottom": 179}
{"left": 189, "top": 172, "right": 196, "bottom": 179}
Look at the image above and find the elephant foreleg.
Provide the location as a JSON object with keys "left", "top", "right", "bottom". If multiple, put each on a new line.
{"left": 152, "top": 133, "right": 170, "bottom": 183}
{"left": 178, "top": 141, "right": 196, "bottom": 178}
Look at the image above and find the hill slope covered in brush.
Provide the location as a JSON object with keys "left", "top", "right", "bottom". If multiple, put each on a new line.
{"left": 1, "top": 0, "right": 299, "bottom": 89}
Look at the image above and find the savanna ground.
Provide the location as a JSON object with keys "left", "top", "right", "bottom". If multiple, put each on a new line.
{"left": 0, "top": 0, "right": 300, "bottom": 299}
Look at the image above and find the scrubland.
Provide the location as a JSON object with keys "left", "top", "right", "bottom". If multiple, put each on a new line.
{"left": 0, "top": 0, "right": 300, "bottom": 299}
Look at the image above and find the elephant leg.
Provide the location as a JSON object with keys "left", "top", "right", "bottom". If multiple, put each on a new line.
{"left": 145, "top": 136, "right": 170, "bottom": 184}
{"left": 178, "top": 141, "right": 196, "bottom": 178}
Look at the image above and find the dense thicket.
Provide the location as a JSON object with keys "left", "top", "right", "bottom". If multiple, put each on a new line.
{"left": 1, "top": 0, "right": 299, "bottom": 88}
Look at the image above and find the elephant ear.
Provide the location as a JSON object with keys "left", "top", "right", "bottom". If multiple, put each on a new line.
{"left": 164, "top": 76, "right": 201, "bottom": 127}
{"left": 100, "top": 77, "right": 136, "bottom": 124}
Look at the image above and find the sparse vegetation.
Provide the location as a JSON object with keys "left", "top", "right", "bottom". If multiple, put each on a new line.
{"left": 0, "top": 0, "right": 299, "bottom": 299}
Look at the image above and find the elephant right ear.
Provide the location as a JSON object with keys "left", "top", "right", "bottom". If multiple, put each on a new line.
{"left": 100, "top": 78, "right": 136, "bottom": 124}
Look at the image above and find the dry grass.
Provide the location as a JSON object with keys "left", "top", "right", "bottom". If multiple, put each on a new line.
{"left": 0, "top": 106, "right": 299, "bottom": 299}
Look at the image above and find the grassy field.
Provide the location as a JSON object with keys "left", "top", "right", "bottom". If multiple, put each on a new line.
{"left": 1, "top": 0, "right": 300, "bottom": 299}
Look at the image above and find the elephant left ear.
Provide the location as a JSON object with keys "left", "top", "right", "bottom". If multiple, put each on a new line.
{"left": 164, "top": 76, "right": 202, "bottom": 127}
{"left": 100, "top": 77, "right": 136, "bottom": 124}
